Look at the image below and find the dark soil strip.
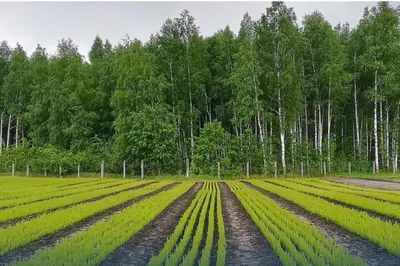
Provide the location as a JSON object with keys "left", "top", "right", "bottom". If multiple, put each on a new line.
{"left": 0, "top": 182, "right": 178, "bottom": 266}
{"left": 99, "top": 182, "right": 203, "bottom": 266}
{"left": 331, "top": 177, "right": 400, "bottom": 191}
{"left": 219, "top": 182, "right": 281, "bottom": 266}
{"left": 0, "top": 182, "right": 155, "bottom": 229}
{"left": 0, "top": 181, "right": 125, "bottom": 210}
{"left": 245, "top": 182, "right": 400, "bottom": 266}
{"left": 210, "top": 192, "right": 219, "bottom": 265}
{"left": 195, "top": 194, "right": 210, "bottom": 266}
{"left": 264, "top": 180, "right": 400, "bottom": 225}
{"left": 182, "top": 192, "right": 206, "bottom": 261}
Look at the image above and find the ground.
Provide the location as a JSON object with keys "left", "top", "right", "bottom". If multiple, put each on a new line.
{"left": 0, "top": 176, "right": 399, "bottom": 266}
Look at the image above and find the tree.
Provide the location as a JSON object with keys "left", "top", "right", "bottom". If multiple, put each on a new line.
{"left": 2, "top": 43, "right": 31, "bottom": 149}
{"left": 258, "top": 1, "right": 303, "bottom": 174}
{"left": 115, "top": 105, "right": 179, "bottom": 174}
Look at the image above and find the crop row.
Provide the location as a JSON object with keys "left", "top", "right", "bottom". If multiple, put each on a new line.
{"left": 228, "top": 182, "right": 364, "bottom": 266}
{"left": 249, "top": 180, "right": 400, "bottom": 258}
{"left": 0, "top": 179, "right": 123, "bottom": 208}
{"left": 0, "top": 180, "right": 151, "bottom": 223}
{"left": 289, "top": 179, "right": 400, "bottom": 204}
{"left": 266, "top": 179, "right": 400, "bottom": 220}
{"left": 9, "top": 181, "right": 195, "bottom": 266}
{"left": 0, "top": 181, "right": 173, "bottom": 256}
{"left": 148, "top": 182, "right": 226, "bottom": 266}
{"left": 0, "top": 178, "right": 99, "bottom": 199}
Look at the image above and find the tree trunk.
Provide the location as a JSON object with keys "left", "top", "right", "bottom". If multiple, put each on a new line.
{"left": 6, "top": 114, "right": 12, "bottom": 149}
{"left": 386, "top": 104, "right": 390, "bottom": 170}
{"left": 354, "top": 79, "right": 360, "bottom": 156}
{"left": 0, "top": 111, "right": 3, "bottom": 152}
{"left": 318, "top": 103, "right": 322, "bottom": 155}
{"left": 393, "top": 105, "right": 399, "bottom": 173}
{"left": 374, "top": 70, "right": 379, "bottom": 173}
{"left": 327, "top": 78, "right": 332, "bottom": 171}
{"left": 187, "top": 57, "right": 194, "bottom": 160}
{"left": 278, "top": 88, "right": 286, "bottom": 174}
{"left": 314, "top": 107, "right": 318, "bottom": 150}
{"left": 15, "top": 117, "right": 19, "bottom": 148}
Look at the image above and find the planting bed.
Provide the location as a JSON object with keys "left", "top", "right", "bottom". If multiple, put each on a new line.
{"left": 0, "top": 176, "right": 399, "bottom": 266}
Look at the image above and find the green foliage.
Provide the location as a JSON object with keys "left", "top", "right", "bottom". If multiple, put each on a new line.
{"left": 115, "top": 105, "right": 179, "bottom": 174}
{"left": 192, "top": 122, "right": 231, "bottom": 175}
{"left": 1, "top": 2, "right": 400, "bottom": 177}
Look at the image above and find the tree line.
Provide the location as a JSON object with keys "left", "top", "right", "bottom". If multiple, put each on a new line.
{"left": 0, "top": 1, "right": 399, "bottom": 177}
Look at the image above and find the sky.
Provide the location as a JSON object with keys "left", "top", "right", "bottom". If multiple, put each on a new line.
{"left": 0, "top": 1, "right": 378, "bottom": 59}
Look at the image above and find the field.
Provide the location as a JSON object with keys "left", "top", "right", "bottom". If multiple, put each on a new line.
{"left": 0, "top": 177, "right": 400, "bottom": 266}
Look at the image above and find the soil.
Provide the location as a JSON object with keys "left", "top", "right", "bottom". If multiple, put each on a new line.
{"left": 100, "top": 182, "right": 203, "bottom": 266}
{"left": 0, "top": 182, "right": 177, "bottom": 266}
{"left": 245, "top": 182, "right": 400, "bottom": 266}
{"left": 331, "top": 177, "right": 400, "bottom": 190}
{"left": 0, "top": 181, "right": 155, "bottom": 229}
{"left": 219, "top": 182, "right": 281, "bottom": 266}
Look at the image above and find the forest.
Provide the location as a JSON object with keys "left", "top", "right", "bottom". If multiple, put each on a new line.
{"left": 0, "top": 1, "right": 398, "bottom": 177}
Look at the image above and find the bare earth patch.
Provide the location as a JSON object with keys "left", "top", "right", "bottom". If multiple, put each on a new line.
{"left": 246, "top": 182, "right": 400, "bottom": 266}
{"left": 219, "top": 182, "right": 281, "bottom": 266}
{"left": 330, "top": 177, "right": 400, "bottom": 190}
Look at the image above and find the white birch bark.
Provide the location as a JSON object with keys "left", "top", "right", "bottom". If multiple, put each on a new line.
{"left": 15, "top": 117, "right": 19, "bottom": 148}
{"left": 314, "top": 107, "right": 318, "bottom": 150}
{"left": 0, "top": 111, "right": 3, "bottom": 152}
{"left": 386, "top": 104, "right": 390, "bottom": 170}
{"left": 318, "top": 103, "right": 322, "bottom": 155}
{"left": 278, "top": 87, "right": 286, "bottom": 174}
{"left": 327, "top": 78, "right": 332, "bottom": 171}
{"left": 6, "top": 114, "right": 12, "bottom": 149}
{"left": 374, "top": 70, "right": 379, "bottom": 173}
{"left": 354, "top": 78, "right": 360, "bottom": 155}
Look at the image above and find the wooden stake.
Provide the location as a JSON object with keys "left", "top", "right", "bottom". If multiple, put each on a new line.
{"left": 101, "top": 161, "right": 104, "bottom": 178}
{"left": 12, "top": 163, "right": 14, "bottom": 176}
{"left": 274, "top": 161, "right": 277, "bottom": 178}
{"left": 217, "top": 162, "right": 220, "bottom": 179}
{"left": 26, "top": 164, "right": 29, "bottom": 177}
{"left": 348, "top": 161, "right": 352, "bottom": 174}
{"left": 141, "top": 160, "right": 144, "bottom": 179}
{"left": 186, "top": 159, "right": 189, "bottom": 178}
{"left": 301, "top": 161, "right": 304, "bottom": 178}
{"left": 373, "top": 160, "right": 376, "bottom": 174}
{"left": 246, "top": 161, "right": 249, "bottom": 179}
{"left": 123, "top": 160, "right": 126, "bottom": 178}
{"left": 78, "top": 164, "right": 80, "bottom": 178}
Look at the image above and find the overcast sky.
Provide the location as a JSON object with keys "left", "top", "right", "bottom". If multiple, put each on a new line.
{"left": 0, "top": 1, "right": 378, "bottom": 59}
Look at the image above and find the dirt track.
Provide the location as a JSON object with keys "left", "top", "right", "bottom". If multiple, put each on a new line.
{"left": 330, "top": 177, "right": 400, "bottom": 190}
{"left": 219, "top": 182, "right": 281, "bottom": 266}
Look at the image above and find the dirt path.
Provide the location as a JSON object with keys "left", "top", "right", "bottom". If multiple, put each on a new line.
{"left": 100, "top": 182, "right": 203, "bottom": 266}
{"left": 246, "top": 182, "right": 400, "bottom": 266}
{"left": 219, "top": 182, "right": 281, "bottom": 266}
{"left": 0, "top": 183, "right": 177, "bottom": 266}
{"left": 330, "top": 177, "right": 400, "bottom": 190}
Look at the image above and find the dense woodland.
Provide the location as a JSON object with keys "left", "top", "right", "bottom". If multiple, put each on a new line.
{"left": 0, "top": 1, "right": 399, "bottom": 176}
